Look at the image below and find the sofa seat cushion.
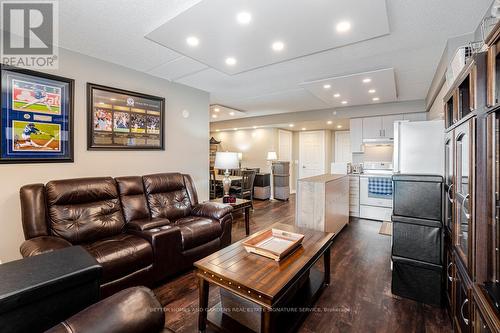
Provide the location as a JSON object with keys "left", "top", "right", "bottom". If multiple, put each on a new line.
{"left": 83, "top": 234, "right": 153, "bottom": 283}
{"left": 175, "top": 217, "right": 222, "bottom": 251}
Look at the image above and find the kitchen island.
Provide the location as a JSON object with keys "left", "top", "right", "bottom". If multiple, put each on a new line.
{"left": 296, "top": 174, "right": 349, "bottom": 236}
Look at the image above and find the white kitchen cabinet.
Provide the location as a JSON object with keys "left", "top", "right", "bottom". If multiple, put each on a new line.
{"left": 403, "top": 112, "right": 427, "bottom": 121}
{"left": 349, "top": 175, "right": 360, "bottom": 217}
{"left": 363, "top": 115, "right": 403, "bottom": 140}
{"left": 382, "top": 114, "right": 404, "bottom": 139}
{"left": 349, "top": 118, "right": 364, "bottom": 153}
{"left": 362, "top": 117, "right": 383, "bottom": 139}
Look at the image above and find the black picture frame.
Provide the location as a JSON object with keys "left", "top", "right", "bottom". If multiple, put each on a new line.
{"left": 0, "top": 65, "right": 74, "bottom": 163}
{"left": 87, "top": 83, "right": 165, "bottom": 150}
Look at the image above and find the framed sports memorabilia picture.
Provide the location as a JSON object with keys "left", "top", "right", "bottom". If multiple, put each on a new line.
{"left": 87, "top": 83, "right": 165, "bottom": 150}
{"left": 0, "top": 65, "right": 74, "bottom": 163}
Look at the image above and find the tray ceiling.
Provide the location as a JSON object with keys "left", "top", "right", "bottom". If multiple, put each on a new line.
{"left": 146, "top": 0, "right": 390, "bottom": 75}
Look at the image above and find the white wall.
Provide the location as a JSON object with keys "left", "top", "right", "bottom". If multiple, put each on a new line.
{"left": 428, "top": 82, "right": 448, "bottom": 120}
{"left": 211, "top": 128, "right": 279, "bottom": 173}
{"left": 0, "top": 47, "right": 210, "bottom": 263}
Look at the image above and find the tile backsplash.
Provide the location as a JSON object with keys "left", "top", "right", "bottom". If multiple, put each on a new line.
{"left": 352, "top": 145, "right": 393, "bottom": 163}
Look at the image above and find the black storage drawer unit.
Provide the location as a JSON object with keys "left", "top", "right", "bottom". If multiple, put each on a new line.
{"left": 392, "top": 174, "right": 443, "bottom": 221}
{"left": 392, "top": 215, "right": 443, "bottom": 265}
{"left": 0, "top": 246, "right": 101, "bottom": 333}
{"left": 392, "top": 256, "right": 443, "bottom": 307}
{"left": 254, "top": 173, "right": 271, "bottom": 187}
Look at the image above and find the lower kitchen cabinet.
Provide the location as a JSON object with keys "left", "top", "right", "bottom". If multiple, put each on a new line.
{"left": 349, "top": 175, "right": 360, "bottom": 217}
{"left": 472, "top": 284, "right": 500, "bottom": 333}
{"left": 454, "top": 255, "right": 473, "bottom": 333}
{"left": 445, "top": 234, "right": 454, "bottom": 314}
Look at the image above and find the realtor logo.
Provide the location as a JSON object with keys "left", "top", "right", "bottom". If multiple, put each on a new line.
{"left": 1, "top": 0, "right": 59, "bottom": 69}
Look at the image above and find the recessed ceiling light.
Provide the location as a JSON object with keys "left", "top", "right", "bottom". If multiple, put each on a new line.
{"left": 253, "top": 126, "right": 258, "bottom": 129}
{"left": 99, "top": 102, "right": 105, "bottom": 105}
{"left": 337, "top": 125, "right": 343, "bottom": 129}
{"left": 225, "top": 57, "right": 237, "bottom": 66}
{"left": 186, "top": 36, "right": 199, "bottom": 47}
{"left": 229, "top": 111, "right": 235, "bottom": 116}
{"left": 234, "top": 128, "right": 238, "bottom": 131}
{"left": 333, "top": 93, "right": 340, "bottom": 98}
{"left": 236, "top": 12, "right": 252, "bottom": 25}
{"left": 302, "top": 128, "right": 307, "bottom": 131}
{"left": 336, "top": 21, "right": 351, "bottom": 33}
{"left": 272, "top": 41, "right": 285, "bottom": 52}
{"left": 212, "top": 114, "right": 218, "bottom": 118}
{"left": 327, "top": 120, "right": 333, "bottom": 125}
{"left": 323, "top": 84, "right": 331, "bottom": 89}
{"left": 341, "top": 101, "right": 348, "bottom": 105}
{"left": 215, "top": 129, "right": 220, "bottom": 132}
{"left": 372, "top": 97, "right": 380, "bottom": 101}
{"left": 368, "top": 89, "right": 376, "bottom": 94}
{"left": 362, "top": 78, "right": 372, "bottom": 83}
{"left": 289, "top": 124, "right": 295, "bottom": 127}
{"left": 214, "top": 108, "right": 220, "bottom": 112}
{"left": 110, "top": 98, "right": 117, "bottom": 101}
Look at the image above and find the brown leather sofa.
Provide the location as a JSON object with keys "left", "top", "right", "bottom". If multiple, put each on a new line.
{"left": 46, "top": 287, "right": 172, "bottom": 333}
{"left": 19, "top": 173, "right": 233, "bottom": 297}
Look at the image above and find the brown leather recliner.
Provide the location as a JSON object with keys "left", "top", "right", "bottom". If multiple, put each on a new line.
{"left": 45, "top": 287, "right": 172, "bottom": 333}
{"left": 19, "top": 173, "right": 233, "bottom": 297}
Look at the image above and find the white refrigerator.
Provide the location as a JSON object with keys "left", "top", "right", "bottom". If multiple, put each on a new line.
{"left": 393, "top": 120, "right": 445, "bottom": 175}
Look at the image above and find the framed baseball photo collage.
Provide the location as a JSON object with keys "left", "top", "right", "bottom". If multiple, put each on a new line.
{"left": 0, "top": 66, "right": 74, "bottom": 163}
{"left": 87, "top": 83, "right": 165, "bottom": 150}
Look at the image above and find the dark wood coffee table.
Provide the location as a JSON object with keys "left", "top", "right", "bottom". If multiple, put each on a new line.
{"left": 210, "top": 198, "right": 252, "bottom": 235}
{"left": 195, "top": 223, "right": 334, "bottom": 333}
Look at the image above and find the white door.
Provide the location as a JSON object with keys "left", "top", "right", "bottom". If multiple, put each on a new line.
{"left": 362, "top": 117, "right": 382, "bottom": 139}
{"left": 382, "top": 115, "right": 404, "bottom": 139}
{"left": 335, "top": 131, "right": 351, "bottom": 163}
{"left": 299, "top": 131, "right": 325, "bottom": 179}
{"left": 278, "top": 130, "right": 292, "bottom": 162}
{"left": 278, "top": 129, "right": 293, "bottom": 183}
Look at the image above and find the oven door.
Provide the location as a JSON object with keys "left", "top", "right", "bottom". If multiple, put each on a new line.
{"left": 360, "top": 176, "right": 393, "bottom": 208}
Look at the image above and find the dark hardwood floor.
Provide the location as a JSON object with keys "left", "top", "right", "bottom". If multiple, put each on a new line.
{"left": 153, "top": 195, "right": 452, "bottom": 333}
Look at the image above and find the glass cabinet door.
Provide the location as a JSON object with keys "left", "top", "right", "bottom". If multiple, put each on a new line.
{"left": 455, "top": 120, "right": 473, "bottom": 268}
{"left": 445, "top": 132, "right": 454, "bottom": 232}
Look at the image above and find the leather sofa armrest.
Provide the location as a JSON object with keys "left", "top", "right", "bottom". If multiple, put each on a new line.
{"left": 127, "top": 226, "right": 183, "bottom": 279}
{"left": 191, "top": 202, "right": 233, "bottom": 220}
{"left": 20, "top": 236, "right": 72, "bottom": 257}
{"left": 126, "top": 217, "right": 170, "bottom": 231}
{"left": 45, "top": 286, "right": 165, "bottom": 333}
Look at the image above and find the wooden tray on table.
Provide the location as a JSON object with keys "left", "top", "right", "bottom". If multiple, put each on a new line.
{"left": 242, "top": 228, "right": 304, "bottom": 261}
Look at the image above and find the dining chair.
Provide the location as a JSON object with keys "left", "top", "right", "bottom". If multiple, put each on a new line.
{"left": 230, "top": 170, "right": 256, "bottom": 208}
{"left": 210, "top": 170, "right": 223, "bottom": 199}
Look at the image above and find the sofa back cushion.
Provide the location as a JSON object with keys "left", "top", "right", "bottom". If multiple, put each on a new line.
{"left": 45, "top": 177, "right": 125, "bottom": 244}
{"left": 142, "top": 173, "right": 192, "bottom": 221}
{"left": 115, "top": 176, "right": 150, "bottom": 223}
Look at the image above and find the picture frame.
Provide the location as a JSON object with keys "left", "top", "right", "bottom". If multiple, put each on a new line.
{"left": 0, "top": 65, "right": 74, "bottom": 163}
{"left": 87, "top": 83, "right": 165, "bottom": 150}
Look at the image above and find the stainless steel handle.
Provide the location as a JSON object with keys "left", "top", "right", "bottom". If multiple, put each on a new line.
{"left": 461, "top": 194, "right": 470, "bottom": 219}
{"left": 460, "top": 298, "right": 469, "bottom": 326}
{"left": 446, "top": 262, "right": 453, "bottom": 282}
{"left": 447, "top": 184, "right": 454, "bottom": 203}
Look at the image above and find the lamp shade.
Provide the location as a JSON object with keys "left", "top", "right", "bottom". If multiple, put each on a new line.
{"left": 215, "top": 152, "right": 239, "bottom": 170}
{"left": 267, "top": 151, "right": 278, "bottom": 161}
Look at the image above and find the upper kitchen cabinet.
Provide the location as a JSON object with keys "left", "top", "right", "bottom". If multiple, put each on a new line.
{"left": 403, "top": 112, "right": 427, "bottom": 122}
{"left": 382, "top": 114, "right": 404, "bottom": 139}
{"left": 350, "top": 118, "right": 364, "bottom": 153}
{"left": 487, "top": 37, "right": 500, "bottom": 107}
{"left": 362, "top": 115, "right": 403, "bottom": 140}
{"left": 362, "top": 116, "right": 383, "bottom": 140}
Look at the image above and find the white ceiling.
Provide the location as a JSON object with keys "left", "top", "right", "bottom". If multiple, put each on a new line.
{"left": 58, "top": 0, "right": 492, "bottom": 120}
{"left": 146, "top": 0, "right": 390, "bottom": 75}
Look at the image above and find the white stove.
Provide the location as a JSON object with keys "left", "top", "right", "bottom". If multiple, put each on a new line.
{"left": 359, "top": 161, "right": 393, "bottom": 221}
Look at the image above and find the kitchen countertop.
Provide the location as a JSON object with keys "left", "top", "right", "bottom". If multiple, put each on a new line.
{"left": 298, "top": 173, "right": 347, "bottom": 183}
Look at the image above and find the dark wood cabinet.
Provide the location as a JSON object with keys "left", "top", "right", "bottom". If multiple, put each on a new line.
{"left": 454, "top": 257, "right": 473, "bottom": 333}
